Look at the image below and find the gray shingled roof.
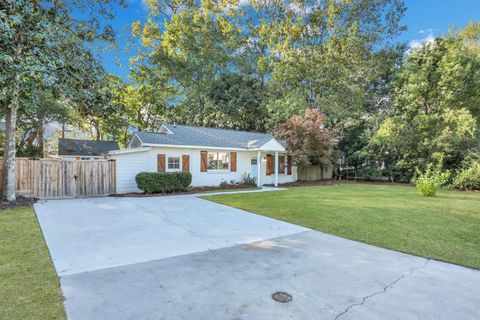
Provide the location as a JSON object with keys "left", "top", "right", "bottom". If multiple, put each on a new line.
{"left": 135, "top": 124, "right": 276, "bottom": 149}
{"left": 58, "top": 138, "right": 119, "bottom": 156}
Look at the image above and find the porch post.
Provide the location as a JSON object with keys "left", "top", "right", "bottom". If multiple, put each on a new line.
{"left": 257, "top": 150, "right": 261, "bottom": 187}
{"left": 274, "top": 151, "right": 279, "bottom": 187}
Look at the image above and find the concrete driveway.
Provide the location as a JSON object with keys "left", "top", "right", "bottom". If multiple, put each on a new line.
{"left": 34, "top": 195, "right": 480, "bottom": 320}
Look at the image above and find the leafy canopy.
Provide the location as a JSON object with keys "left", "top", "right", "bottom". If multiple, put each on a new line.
{"left": 369, "top": 27, "right": 480, "bottom": 180}
{"left": 130, "top": 0, "right": 406, "bottom": 130}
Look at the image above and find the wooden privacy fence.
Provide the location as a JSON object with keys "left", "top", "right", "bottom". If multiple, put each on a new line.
{"left": 0, "top": 158, "right": 116, "bottom": 199}
{"left": 298, "top": 165, "right": 333, "bottom": 181}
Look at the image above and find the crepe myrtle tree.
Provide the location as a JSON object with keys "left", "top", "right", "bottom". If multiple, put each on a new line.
{"left": 275, "top": 108, "right": 336, "bottom": 166}
{"left": 0, "top": 0, "right": 124, "bottom": 201}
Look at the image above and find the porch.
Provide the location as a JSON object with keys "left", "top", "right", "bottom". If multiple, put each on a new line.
{"left": 249, "top": 150, "right": 294, "bottom": 187}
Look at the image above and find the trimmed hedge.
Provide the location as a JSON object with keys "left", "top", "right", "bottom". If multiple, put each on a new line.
{"left": 135, "top": 172, "right": 192, "bottom": 194}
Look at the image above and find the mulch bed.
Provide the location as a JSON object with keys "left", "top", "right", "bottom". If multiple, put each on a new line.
{"left": 111, "top": 184, "right": 256, "bottom": 198}
{"left": 0, "top": 196, "right": 37, "bottom": 210}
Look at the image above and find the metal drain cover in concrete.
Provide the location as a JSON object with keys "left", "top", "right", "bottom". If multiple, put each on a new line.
{"left": 272, "top": 292, "right": 292, "bottom": 303}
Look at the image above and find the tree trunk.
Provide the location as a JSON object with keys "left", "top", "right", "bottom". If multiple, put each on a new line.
{"left": 4, "top": 27, "right": 24, "bottom": 201}
{"left": 37, "top": 116, "right": 44, "bottom": 156}
{"left": 93, "top": 119, "right": 101, "bottom": 140}
{"left": 260, "top": 74, "right": 265, "bottom": 96}
{"left": 3, "top": 99, "right": 18, "bottom": 202}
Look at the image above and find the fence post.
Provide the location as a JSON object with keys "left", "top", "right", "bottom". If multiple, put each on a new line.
{"left": 111, "top": 159, "right": 116, "bottom": 194}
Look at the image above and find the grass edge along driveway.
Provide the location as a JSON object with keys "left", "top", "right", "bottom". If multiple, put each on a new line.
{"left": 0, "top": 206, "right": 65, "bottom": 320}
{"left": 203, "top": 183, "right": 480, "bottom": 269}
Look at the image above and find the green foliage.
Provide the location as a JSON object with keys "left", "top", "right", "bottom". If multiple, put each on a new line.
{"left": 77, "top": 73, "right": 171, "bottom": 145}
{"left": 453, "top": 153, "right": 480, "bottom": 190}
{"left": 264, "top": 85, "right": 308, "bottom": 130}
{"left": 172, "top": 73, "right": 267, "bottom": 131}
{"left": 131, "top": 0, "right": 406, "bottom": 130}
{"left": 1, "top": 0, "right": 122, "bottom": 111}
{"left": 369, "top": 27, "right": 480, "bottom": 181}
{"left": 205, "top": 74, "right": 267, "bottom": 132}
{"left": 135, "top": 172, "right": 192, "bottom": 194}
{"left": 414, "top": 163, "right": 451, "bottom": 197}
{"left": 1, "top": 0, "right": 124, "bottom": 200}
{"left": 371, "top": 108, "right": 478, "bottom": 180}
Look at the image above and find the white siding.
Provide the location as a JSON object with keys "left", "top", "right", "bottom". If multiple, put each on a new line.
{"left": 146, "top": 147, "right": 255, "bottom": 187}
{"left": 111, "top": 151, "right": 149, "bottom": 193}
{"left": 259, "top": 138, "right": 285, "bottom": 151}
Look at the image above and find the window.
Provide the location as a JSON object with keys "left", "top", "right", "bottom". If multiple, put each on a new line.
{"left": 207, "top": 152, "right": 229, "bottom": 170}
{"left": 168, "top": 157, "right": 180, "bottom": 170}
{"left": 270, "top": 155, "right": 288, "bottom": 175}
{"left": 278, "top": 155, "right": 287, "bottom": 174}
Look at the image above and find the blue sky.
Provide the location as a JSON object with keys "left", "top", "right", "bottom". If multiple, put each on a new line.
{"left": 99, "top": 0, "right": 480, "bottom": 79}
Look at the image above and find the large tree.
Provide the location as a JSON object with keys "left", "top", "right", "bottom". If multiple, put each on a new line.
{"left": 131, "top": 0, "right": 406, "bottom": 130}
{"left": 0, "top": 0, "right": 124, "bottom": 201}
{"left": 369, "top": 25, "right": 480, "bottom": 180}
{"left": 131, "top": 2, "right": 239, "bottom": 126}
{"left": 176, "top": 73, "right": 267, "bottom": 131}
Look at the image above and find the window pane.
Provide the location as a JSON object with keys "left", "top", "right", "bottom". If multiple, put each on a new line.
{"left": 279, "top": 155, "right": 286, "bottom": 174}
{"left": 207, "top": 152, "right": 217, "bottom": 170}
{"left": 168, "top": 157, "right": 180, "bottom": 169}
{"left": 218, "top": 152, "right": 229, "bottom": 170}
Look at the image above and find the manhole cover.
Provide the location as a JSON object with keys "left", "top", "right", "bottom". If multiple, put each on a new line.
{"left": 272, "top": 291, "right": 292, "bottom": 303}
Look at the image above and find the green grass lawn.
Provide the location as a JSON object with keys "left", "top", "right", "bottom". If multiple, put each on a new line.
{"left": 0, "top": 207, "right": 65, "bottom": 319}
{"left": 204, "top": 183, "right": 480, "bottom": 269}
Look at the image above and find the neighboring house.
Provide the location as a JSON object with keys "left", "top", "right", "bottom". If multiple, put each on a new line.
{"left": 109, "top": 124, "right": 297, "bottom": 193}
{"left": 58, "top": 138, "right": 120, "bottom": 160}
{"left": 45, "top": 122, "right": 92, "bottom": 155}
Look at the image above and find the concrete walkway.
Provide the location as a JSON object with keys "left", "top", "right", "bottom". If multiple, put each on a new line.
{"left": 192, "top": 185, "right": 287, "bottom": 197}
{"left": 34, "top": 195, "right": 480, "bottom": 320}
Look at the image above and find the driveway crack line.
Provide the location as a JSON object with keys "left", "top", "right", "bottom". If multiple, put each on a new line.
{"left": 334, "top": 259, "right": 430, "bottom": 320}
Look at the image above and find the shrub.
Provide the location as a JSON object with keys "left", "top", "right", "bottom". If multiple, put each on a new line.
{"left": 135, "top": 172, "right": 192, "bottom": 194}
{"left": 413, "top": 163, "right": 450, "bottom": 197}
{"left": 239, "top": 173, "right": 257, "bottom": 186}
{"left": 452, "top": 154, "right": 480, "bottom": 190}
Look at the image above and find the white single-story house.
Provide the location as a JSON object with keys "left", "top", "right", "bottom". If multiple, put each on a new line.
{"left": 109, "top": 124, "right": 297, "bottom": 193}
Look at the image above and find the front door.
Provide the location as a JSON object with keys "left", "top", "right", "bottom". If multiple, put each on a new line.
{"left": 250, "top": 157, "right": 258, "bottom": 182}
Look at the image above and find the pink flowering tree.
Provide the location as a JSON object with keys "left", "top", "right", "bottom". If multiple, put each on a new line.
{"left": 275, "top": 109, "right": 335, "bottom": 166}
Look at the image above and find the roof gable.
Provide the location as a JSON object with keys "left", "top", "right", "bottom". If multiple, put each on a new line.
{"left": 58, "top": 138, "right": 119, "bottom": 156}
{"left": 258, "top": 138, "right": 285, "bottom": 151}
